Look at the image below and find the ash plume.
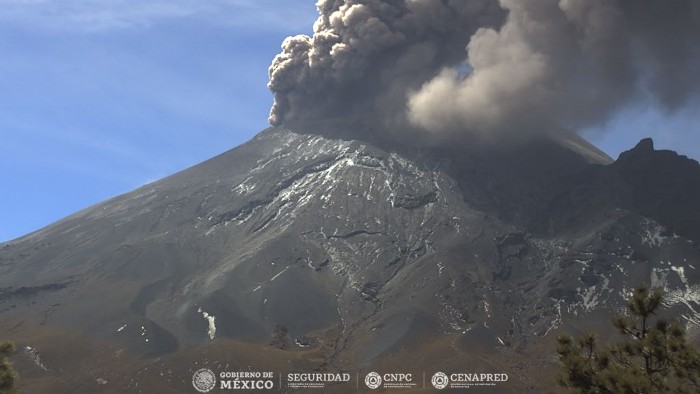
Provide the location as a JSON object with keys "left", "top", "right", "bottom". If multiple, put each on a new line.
{"left": 268, "top": 0, "right": 700, "bottom": 141}
{"left": 267, "top": 0, "right": 504, "bottom": 129}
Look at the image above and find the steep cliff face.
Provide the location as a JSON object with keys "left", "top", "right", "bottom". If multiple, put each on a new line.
{"left": 0, "top": 127, "right": 698, "bottom": 392}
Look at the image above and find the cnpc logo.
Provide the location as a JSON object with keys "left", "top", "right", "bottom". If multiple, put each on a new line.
{"left": 364, "top": 372, "right": 413, "bottom": 389}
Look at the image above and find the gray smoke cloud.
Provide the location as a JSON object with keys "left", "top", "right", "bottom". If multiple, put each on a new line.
{"left": 268, "top": 0, "right": 504, "bottom": 129}
{"left": 268, "top": 0, "right": 700, "bottom": 141}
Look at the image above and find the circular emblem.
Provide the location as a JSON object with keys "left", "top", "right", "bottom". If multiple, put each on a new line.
{"left": 364, "top": 372, "right": 382, "bottom": 389}
{"left": 431, "top": 372, "right": 449, "bottom": 390}
{"left": 192, "top": 368, "right": 216, "bottom": 393}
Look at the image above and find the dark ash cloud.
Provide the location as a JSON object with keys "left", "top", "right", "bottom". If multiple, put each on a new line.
{"left": 268, "top": 0, "right": 700, "bottom": 142}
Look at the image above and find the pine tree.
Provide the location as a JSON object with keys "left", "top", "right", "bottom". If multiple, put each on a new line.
{"left": 0, "top": 341, "right": 18, "bottom": 394}
{"left": 556, "top": 285, "right": 700, "bottom": 393}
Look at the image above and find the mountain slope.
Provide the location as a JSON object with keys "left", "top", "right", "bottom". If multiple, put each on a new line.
{"left": 1, "top": 127, "right": 698, "bottom": 393}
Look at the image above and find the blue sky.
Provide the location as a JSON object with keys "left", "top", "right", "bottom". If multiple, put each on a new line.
{"left": 1, "top": 1, "right": 698, "bottom": 242}
{"left": 1, "top": 0, "right": 317, "bottom": 242}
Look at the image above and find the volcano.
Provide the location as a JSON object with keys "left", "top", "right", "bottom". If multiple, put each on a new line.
{"left": 1, "top": 126, "right": 699, "bottom": 393}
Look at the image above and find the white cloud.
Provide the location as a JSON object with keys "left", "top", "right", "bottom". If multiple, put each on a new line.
{"left": 0, "top": 0, "right": 316, "bottom": 32}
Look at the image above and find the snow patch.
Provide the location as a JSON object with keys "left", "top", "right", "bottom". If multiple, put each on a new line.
{"left": 482, "top": 300, "right": 491, "bottom": 318}
{"left": 580, "top": 286, "right": 601, "bottom": 312}
{"left": 543, "top": 301, "right": 563, "bottom": 337}
{"left": 651, "top": 264, "right": 700, "bottom": 330}
{"left": 641, "top": 221, "right": 667, "bottom": 247}
{"left": 671, "top": 265, "right": 687, "bottom": 285}
{"left": 650, "top": 267, "right": 669, "bottom": 290}
{"left": 198, "top": 307, "right": 217, "bottom": 340}
{"left": 270, "top": 266, "right": 289, "bottom": 281}
{"left": 24, "top": 346, "right": 49, "bottom": 371}
{"left": 294, "top": 338, "right": 311, "bottom": 348}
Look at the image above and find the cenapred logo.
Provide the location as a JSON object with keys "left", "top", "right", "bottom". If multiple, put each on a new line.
{"left": 431, "top": 371, "right": 509, "bottom": 389}
{"left": 192, "top": 368, "right": 217, "bottom": 393}
{"left": 364, "top": 372, "right": 382, "bottom": 389}
{"left": 431, "top": 372, "right": 449, "bottom": 390}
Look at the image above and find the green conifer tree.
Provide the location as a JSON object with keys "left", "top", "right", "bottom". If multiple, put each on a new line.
{"left": 0, "top": 341, "right": 18, "bottom": 394}
{"left": 557, "top": 285, "right": 700, "bottom": 393}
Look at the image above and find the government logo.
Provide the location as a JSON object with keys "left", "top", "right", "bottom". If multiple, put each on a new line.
{"left": 192, "top": 368, "right": 217, "bottom": 393}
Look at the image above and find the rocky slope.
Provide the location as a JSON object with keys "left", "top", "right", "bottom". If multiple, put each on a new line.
{"left": 1, "top": 127, "right": 698, "bottom": 393}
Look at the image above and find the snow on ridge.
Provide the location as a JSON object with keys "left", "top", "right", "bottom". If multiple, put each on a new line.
{"left": 649, "top": 264, "right": 700, "bottom": 331}
{"left": 641, "top": 220, "right": 667, "bottom": 247}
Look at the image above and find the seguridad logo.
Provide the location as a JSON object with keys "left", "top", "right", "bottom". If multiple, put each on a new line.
{"left": 286, "top": 372, "right": 352, "bottom": 389}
